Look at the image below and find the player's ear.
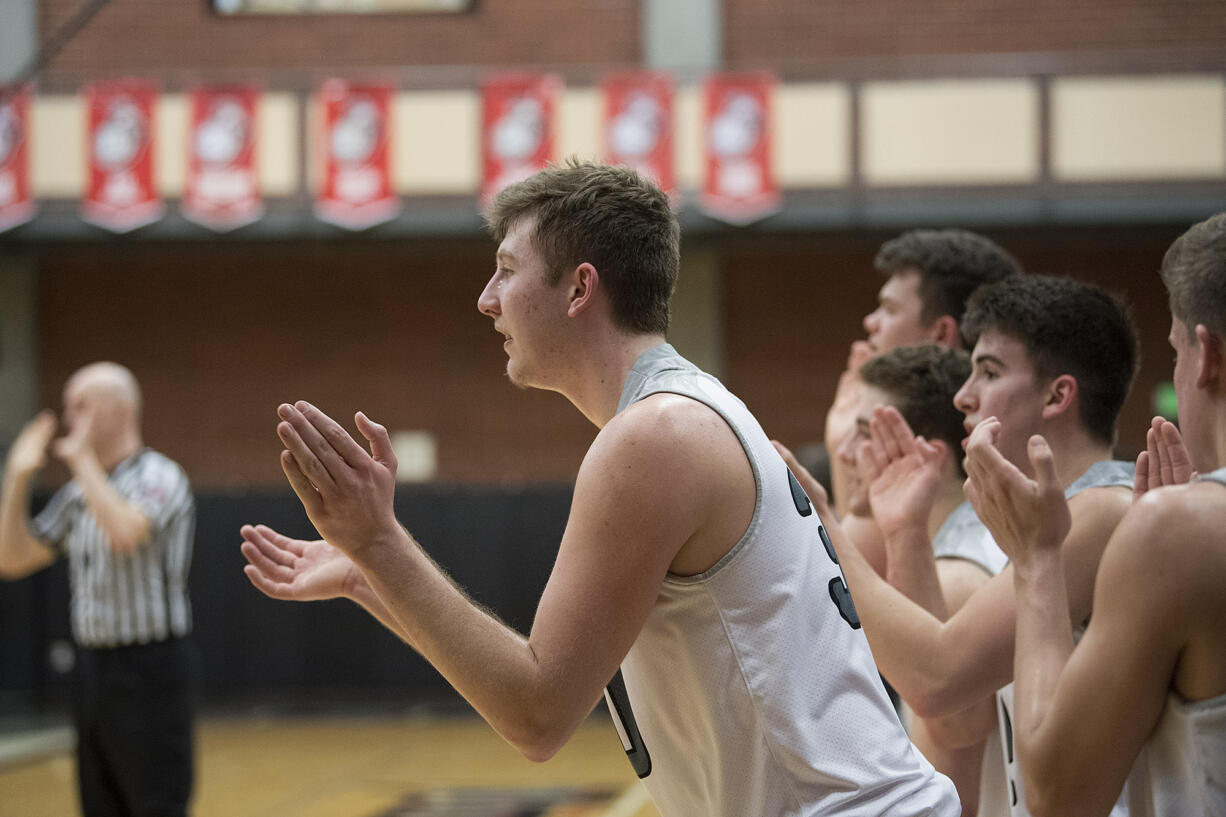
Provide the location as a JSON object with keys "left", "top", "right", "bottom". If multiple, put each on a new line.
{"left": 567, "top": 263, "right": 599, "bottom": 318}
{"left": 927, "top": 437, "right": 949, "bottom": 461}
{"left": 1194, "top": 324, "right": 1222, "bottom": 390}
{"left": 928, "top": 315, "right": 960, "bottom": 349}
{"left": 1041, "top": 374, "right": 1078, "bottom": 420}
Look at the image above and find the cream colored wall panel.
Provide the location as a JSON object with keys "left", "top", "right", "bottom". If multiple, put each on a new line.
{"left": 155, "top": 94, "right": 188, "bottom": 196}
{"left": 259, "top": 92, "right": 300, "bottom": 197}
{"left": 1053, "top": 75, "right": 1226, "bottom": 181}
{"left": 863, "top": 79, "right": 1039, "bottom": 185}
{"left": 557, "top": 88, "right": 602, "bottom": 164}
{"left": 30, "top": 95, "right": 84, "bottom": 197}
{"left": 775, "top": 82, "right": 850, "bottom": 187}
{"left": 392, "top": 90, "right": 478, "bottom": 194}
{"left": 676, "top": 85, "right": 703, "bottom": 190}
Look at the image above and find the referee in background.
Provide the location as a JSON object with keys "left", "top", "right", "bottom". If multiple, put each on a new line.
{"left": 0, "top": 361, "right": 196, "bottom": 817}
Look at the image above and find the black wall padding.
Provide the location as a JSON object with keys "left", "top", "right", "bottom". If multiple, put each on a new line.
{"left": 0, "top": 485, "right": 573, "bottom": 707}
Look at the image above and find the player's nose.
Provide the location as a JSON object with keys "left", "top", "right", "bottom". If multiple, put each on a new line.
{"left": 477, "top": 272, "right": 501, "bottom": 317}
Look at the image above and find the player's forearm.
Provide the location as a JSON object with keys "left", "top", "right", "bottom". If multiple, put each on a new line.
{"left": 70, "top": 455, "right": 150, "bottom": 553}
{"left": 1010, "top": 554, "right": 1077, "bottom": 798}
{"left": 909, "top": 718, "right": 984, "bottom": 816}
{"left": 918, "top": 694, "right": 998, "bottom": 750}
{"left": 352, "top": 529, "right": 592, "bottom": 761}
{"left": 346, "top": 572, "right": 419, "bottom": 647}
{"left": 834, "top": 517, "right": 978, "bottom": 714}
{"left": 883, "top": 526, "right": 948, "bottom": 620}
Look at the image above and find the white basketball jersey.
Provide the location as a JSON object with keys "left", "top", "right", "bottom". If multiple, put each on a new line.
{"left": 608, "top": 345, "right": 959, "bottom": 817}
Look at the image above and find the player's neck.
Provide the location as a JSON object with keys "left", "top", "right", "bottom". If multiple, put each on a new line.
{"left": 564, "top": 332, "right": 667, "bottom": 428}
{"left": 1204, "top": 403, "right": 1226, "bottom": 474}
{"left": 928, "top": 479, "right": 965, "bottom": 540}
{"left": 1045, "top": 426, "right": 1115, "bottom": 490}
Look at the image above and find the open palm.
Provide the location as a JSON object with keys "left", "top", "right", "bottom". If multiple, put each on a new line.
{"left": 240, "top": 524, "right": 363, "bottom": 603}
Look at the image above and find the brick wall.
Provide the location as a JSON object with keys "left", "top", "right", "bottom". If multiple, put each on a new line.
{"left": 39, "top": 0, "right": 1226, "bottom": 87}
{"left": 724, "top": 0, "right": 1226, "bottom": 74}
{"left": 35, "top": 238, "right": 597, "bottom": 488}
{"left": 721, "top": 224, "right": 1185, "bottom": 462}
{"left": 39, "top": 0, "right": 641, "bottom": 83}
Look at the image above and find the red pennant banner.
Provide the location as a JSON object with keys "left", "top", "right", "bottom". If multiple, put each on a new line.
{"left": 601, "top": 71, "right": 674, "bottom": 196}
{"left": 481, "top": 73, "right": 560, "bottom": 204}
{"left": 82, "top": 80, "right": 163, "bottom": 232}
{"left": 700, "top": 72, "right": 780, "bottom": 225}
{"left": 0, "top": 88, "right": 36, "bottom": 232}
{"left": 315, "top": 80, "right": 399, "bottom": 230}
{"left": 183, "top": 86, "right": 263, "bottom": 231}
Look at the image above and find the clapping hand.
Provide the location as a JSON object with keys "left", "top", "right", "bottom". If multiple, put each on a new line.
{"left": 1133, "top": 416, "right": 1196, "bottom": 499}
{"left": 241, "top": 524, "right": 363, "bottom": 603}
{"left": 861, "top": 406, "right": 945, "bottom": 540}
{"left": 963, "top": 418, "right": 1071, "bottom": 566}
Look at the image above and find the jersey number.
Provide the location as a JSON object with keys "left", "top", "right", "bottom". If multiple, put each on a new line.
{"left": 605, "top": 669, "right": 652, "bottom": 778}
{"left": 787, "top": 467, "right": 862, "bottom": 629}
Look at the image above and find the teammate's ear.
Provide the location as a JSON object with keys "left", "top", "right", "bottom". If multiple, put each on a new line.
{"left": 929, "top": 315, "right": 960, "bottom": 349}
{"left": 1042, "top": 374, "right": 1078, "bottom": 419}
{"left": 927, "top": 437, "right": 950, "bottom": 463}
{"left": 1195, "top": 324, "right": 1222, "bottom": 389}
{"left": 567, "top": 263, "right": 599, "bottom": 317}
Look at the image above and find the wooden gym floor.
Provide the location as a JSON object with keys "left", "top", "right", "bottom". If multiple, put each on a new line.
{"left": 0, "top": 714, "right": 660, "bottom": 817}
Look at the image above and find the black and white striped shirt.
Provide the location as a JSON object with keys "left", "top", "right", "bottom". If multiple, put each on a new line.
{"left": 32, "top": 448, "right": 194, "bottom": 648}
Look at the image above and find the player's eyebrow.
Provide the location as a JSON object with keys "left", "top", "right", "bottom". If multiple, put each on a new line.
{"left": 972, "top": 353, "right": 1005, "bottom": 368}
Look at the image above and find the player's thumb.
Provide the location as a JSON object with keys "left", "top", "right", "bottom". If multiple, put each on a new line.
{"left": 355, "top": 411, "right": 398, "bottom": 470}
{"left": 1028, "top": 435, "right": 1058, "bottom": 490}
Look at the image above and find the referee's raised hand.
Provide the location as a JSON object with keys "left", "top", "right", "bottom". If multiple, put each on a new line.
{"left": 7, "top": 411, "right": 56, "bottom": 477}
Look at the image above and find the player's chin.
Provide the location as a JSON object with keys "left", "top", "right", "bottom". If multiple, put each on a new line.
{"left": 504, "top": 363, "right": 533, "bottom": 391}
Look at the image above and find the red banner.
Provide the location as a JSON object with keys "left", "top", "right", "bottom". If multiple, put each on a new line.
{"left": 82, "top": 80, "right": 163, "bottom": 232}
{"left": 601, "top": 71, "right": 674, "bottom": 196}
{"left": 314, "top": 80, "right": 398, "bottom": 230}
{"left": 183, "top": 86, "right": 263, "bottom": 231}
{"left": 481, "top": 73, "right": 560, "bottom": 203}
{"left": 0, "top": 88, "right": 35, "bottom": 232}
{"left": 700, "top": 72, "right": 780, "bottom": 225}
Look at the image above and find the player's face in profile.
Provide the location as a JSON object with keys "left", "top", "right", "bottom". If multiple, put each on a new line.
{"left": 954, "top": 330, "right": 1048, "bottom": 475}
{"left": 477, "top": 216, "right": 571, "bottom": 390}
{"left": 862, "top": 271, "right": 931, "bottom": 354}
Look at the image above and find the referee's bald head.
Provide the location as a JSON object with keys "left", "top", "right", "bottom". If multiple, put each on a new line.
{"left": 65, "top": 361, "right": 143, "bottom": 424}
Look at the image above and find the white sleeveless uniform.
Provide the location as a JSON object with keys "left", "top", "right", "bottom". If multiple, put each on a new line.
{"left": 996, "top": 460, "right": 1135, "bottom": 817}
{"left": 931, "top": 504, "right": 1010, "bottom": 817}
{"left": 609, "top": 345, "right": 959, "bottom": 817}
{"left": 1122, "top": 466, "right": 1226, "bottom": 817}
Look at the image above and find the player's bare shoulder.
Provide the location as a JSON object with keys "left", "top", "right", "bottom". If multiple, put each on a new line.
{"left": 588, "top": 393, "right": 754, "bottom": 575}
{"left": 1067, "top": 482, "right": 1132, "bottom": 532}
{"left": 590, "top": 393, "right": 745, "bottom": 478}
{"left": 1127, "top": 481, "right": 1226, "bottom": 568}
